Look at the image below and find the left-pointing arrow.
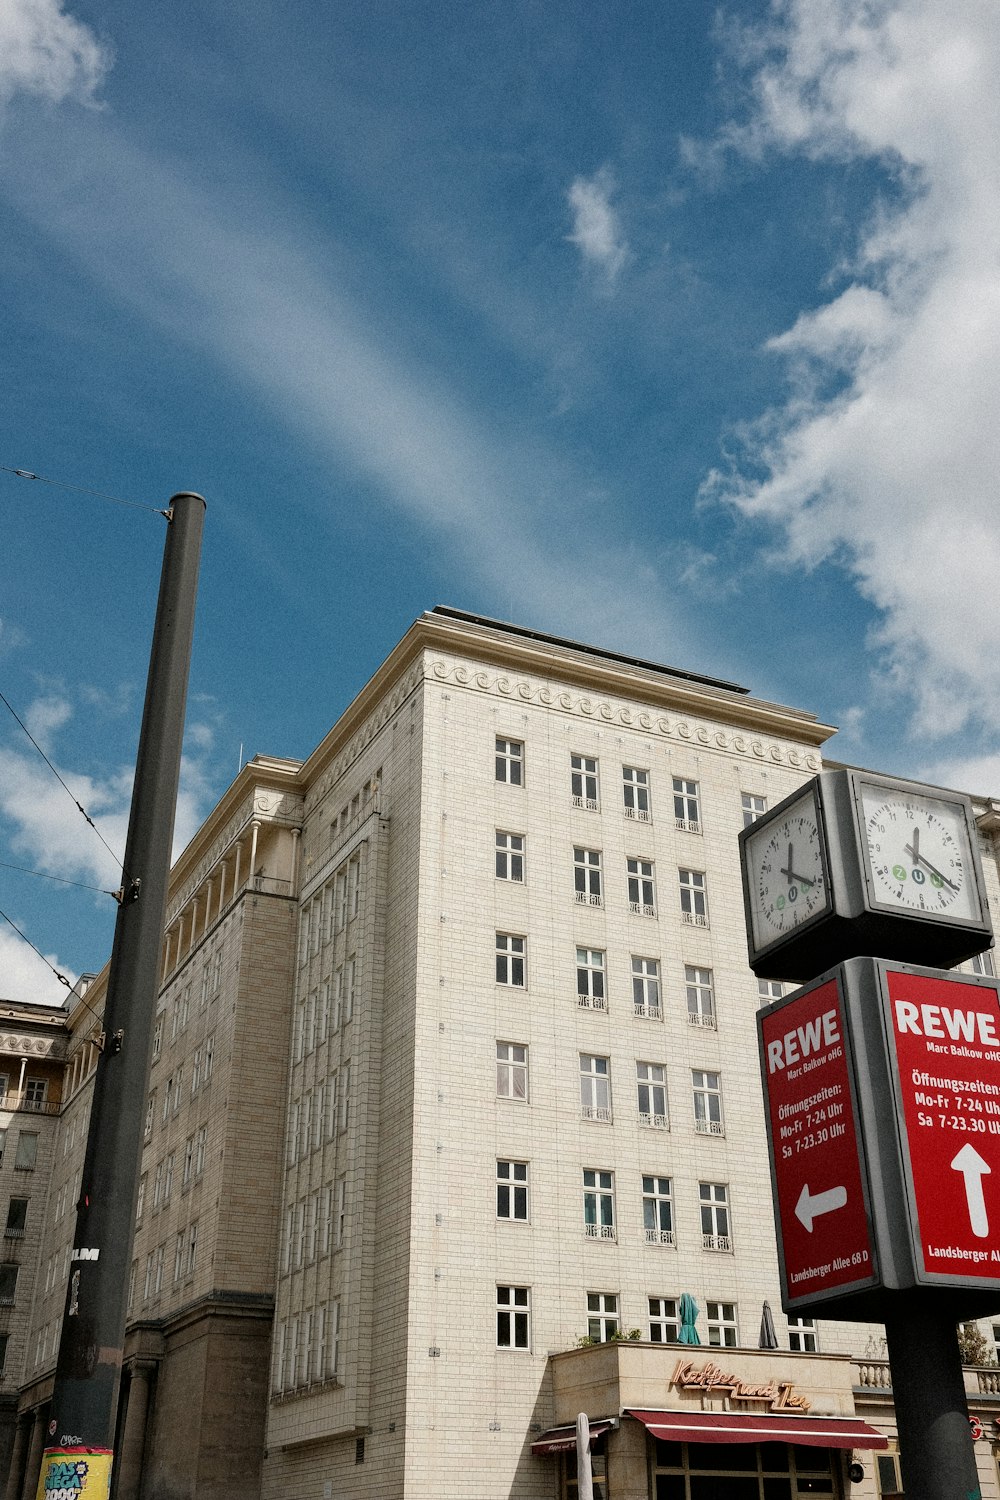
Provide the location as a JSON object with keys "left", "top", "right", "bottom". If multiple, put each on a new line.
{"left": 951, "top": 1143, "right": 991, "bottom": 1238}
{"left": 795, "top": 1182, "right": 848, "bottom": 1233}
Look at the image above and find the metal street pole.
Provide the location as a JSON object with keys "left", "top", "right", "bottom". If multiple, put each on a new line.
{"left": 884, "top": 1300, "right": 980, "bottom": 1500}
{"left": 36, "top": 493, "right": 205, "bottom": 1500}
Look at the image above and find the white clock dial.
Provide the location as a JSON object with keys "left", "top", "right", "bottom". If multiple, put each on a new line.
{"left": 860, "top": 785, "right": 978, "bottom": 921}
{"left": 748, "top": 794, "right": 829, "bottom": 947}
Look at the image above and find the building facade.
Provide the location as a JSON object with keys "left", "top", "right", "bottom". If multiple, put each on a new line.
{"left": 3, "top": 607, "right": 1000, "bottom": 1500}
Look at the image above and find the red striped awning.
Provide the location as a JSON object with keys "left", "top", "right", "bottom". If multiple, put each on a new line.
{"left": 626, "top": 1409, "right": 888, "bottom": 1450}
{"left": 531, "top": 1421, "right": 613, "bottom": 1455}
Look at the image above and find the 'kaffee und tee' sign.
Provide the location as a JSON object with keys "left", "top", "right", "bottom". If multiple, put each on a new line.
{"left": 759, "top": 976, "right": 877, "bottom": 1306}
{"left": 884, "top": 967, "right": 1000, "bottom": 1284}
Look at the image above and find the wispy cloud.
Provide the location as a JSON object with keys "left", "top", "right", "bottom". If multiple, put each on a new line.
{"left": 567, "top": 170, "right": 629, "bottom": 283}
{"left": 704, "top": 0, "right": 1000, "bottom": 742}
{"left": 0, "top": 923, "right": 74, "bottom": 1006}
{"left": 0, "top": 0, "right": 110, "bottom": 106}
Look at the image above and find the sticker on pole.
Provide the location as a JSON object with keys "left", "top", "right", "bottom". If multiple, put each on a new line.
{"left": 885, "top": 967, "right": 1000, "bottom": 1284}
{"left": 759, "top": 975, "right": 877, "bottom": 1304}
{"left": 35, "top": 1448, "right": 112, "bottom": 1500}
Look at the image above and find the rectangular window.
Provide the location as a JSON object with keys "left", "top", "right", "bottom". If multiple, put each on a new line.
{"left": 195, "top": 1125, "right": 207, "bottom": 1176}
{"left": 685, "top": 965, "right": 716, "bottom": 1029}
{"left": 649, "top": 1296, "right": 679, "bottom": 1342}
{"left": 24, "top": 1077, "right": 46, "bottom": 1107}
{"left": 741, "top": 791, "right": 767, "bottom": 827}
{"left": 622, "top": 766, "right": 651, "bottom": 821}
{"left": 627, "top": 858, "right": 656, "bottom": 916}
{"left": 142, "top": 1253, "right": 153, "bottom": 1302}
{"left": 642, "top": 1178, "right": 674, "bottom": 1245}
{"left": 4, "top": 1199, "right": 27, "bottom": 1238}
{"left": 330, "top": 1299, "right": 341, "bottom": 1378}
{"left": 571, "top": 753, "right": 599, "bottom": 809}
{"left": 706, "top": 1299, "right": 738, "bottom": 1346}
{"left": 320, "top": 1185, "right": 333, "bottom": 1256}
{"left": 700, "top": 1183, "right": 731, "bottom": 1250}
{"left": 173, "top": 1230, "right": 185, "bottom": 1283}
{"left": 163, "top": 1152, "right": 174, "bottom": 1204}
{"left": 496, "top": 1043, "right": 528, "bottom": 1101}
{"left": 496, "top": 932, "right": 526, "bottom": 987}
{"left": 152, "top": 1160, "right": 164, "bottom": 1209}
{"left": 971, "top": 951, "right": 996, "bottom": 977}
{"left": 495, "top": 830, "right": 525, "bottom": 882}
{"left": 136, "top": 1174, "right": 146, "bottom": 1223}
{"left": 679, "top": 868, "right": 708, "bottom": 925}
{"left": 496, "top": 737, "right": 524, "bottom": 786}
{"left": 14, "top": 1132, "right": 38, "bottom": 1171}
{"left": 758, "top": 978, "right": 784, "bottom": 1004}
{"left": 152, "top": 1017, "right": 162, "bottom": 1059}
{"left": 573, "top": 847, "right": 603, "bottom": 906}
{"left": 580, "top": 1055, "right": 612, "bottom": 1122}
{"left": 154, "top": 1244, "right": 165, "bottom": 1294}
{"left": 672, "top": 777, "right": 701, "bottom": 832}
{"left": 693, "top": 1070, "right": 724, "bottom": 1135}
{"left": 182, "top": 1136, "right": 194, "bottom": 1186}
{"left": 336, "top": 1178, "right": 347, "bottom": 1248}
{"left": 497, "top": 1160, "right": 528, "bottom": 1221}
{"left": 586, "top": 1291, "right": 618, "bottom": 1342}
{"left": 187, "top": 1221, "right": 197, "bottom": 1275}
{"left": 191, "top": 1047, "right": 202, "bottom": 1093}
{"left": 576, "top": 948, "right": 607, "bottom": 1011}
{"left": 631, "top": 956, "right": 661, "bottom": 1019}
{"left": 637, "top": 1063, "right": 668, "bottom": 1128}
{"left": 496, "top": 1285, "right": 530, "bottom": 1349}
{"left": 788, "top": 1315, "right": 818, "bottom": 1352}
{"left": 344, "top": 961, "right": 356, "bottom": 1024}
{"left": 583, "top": 1169, "right": 615, "bottom": 1239}
{"left": 339, "top": 1062, "right": 351, "bottom": 1132}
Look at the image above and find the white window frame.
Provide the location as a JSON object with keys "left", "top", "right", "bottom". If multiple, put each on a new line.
{"left": 706, "top": 1299, "right": 738, "bottom": 1346}
{"left": 627, "top": 857, "right": 656, "bottom": 917}
{"left": 496, "top": 1042, "right": 528, "bottom": 1102}
{"left": 758, "top": 978, "right": 784, "bottom": 1004}
{"left": 580, "top": 1055, "right": 612, "bottom": 1122}
{"left": 573, "top": 847, "right": 604, "bottom": 906}
{"left": 649, "top": 1296, "right": 679, "bottom": 1342}
{"left": 642, "top": 1177, "right": 674, "bottom": 1245}
{"left": 693, "top": 1070, "right": 724, "bottom": 1135}
{"left": 637, "top": 1062, "right": 668, "bottom": 1128}
{"left": 685, "top": 965, "right": 716, "bottom": 1029}
{"left": 622, "top": 765, "right": 651, "bottom": 821}
{"left": 496, "top": 1285, "right": 531, "bottom": 1350}
{"left": 631, "top": 955, "right": 661, "bottom": 1019}
{"left": 583, "top": 1169, "right": 615, "bottom": 1239}
{"left": 679, "top": 868, "right": 708, "bottom": 926}
{"left": 586, "top": 1291, "right": 618, "bottom": 1342}
{"left": 672, "top": 777, "right": 701, "bottom": 832}
{"left": 496, "top": 1159, "right": 529, "bottom": 1221}
{"left": 495, "top": 737, "right": 524, "bottom": 786}
{"left": 741, "top": 791, "right": 767, "bottom": 827}
{"left": 700, "top": 1183, "right": 731, "bottom": 1250}
{"left": 788, "top": 1315, "right": 818, "bottom": 1352}
{"left": 496, "top": 932, "right": 526, "bottom": 987}
{"left": 495, "top": 830, "right": 525, "bottom": 882}
{"left": 571, "top": 753, "right": 600, "bottom": 809}
{"left": 576, "top": 948, "right": 607, "bottom": 1011}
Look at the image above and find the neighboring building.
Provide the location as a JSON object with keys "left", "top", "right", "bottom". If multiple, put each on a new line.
{"left": 4, "top": 607, "right": 1000, "bottom": 1500}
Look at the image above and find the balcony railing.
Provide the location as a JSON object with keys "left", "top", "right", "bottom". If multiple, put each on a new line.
{"left": 572, "top": 796, "right": 600, "bottom": 812}
{"left": 639, "top": 1112, "right": 669, "bottom": 1130}
{"left": 582, "top": 1106, "right": 613, "bottom": 1123}
{"left": 585, "top": 1223, "right": 616, "bottom": 1240}
{"left": 687, "top": 1011, "right": 716, "bottom": 1029}
{"left": 634, "top": 1001, "right": 661, "bottom": 1020}
{"left": 675, "top": 818, "right": 701, "bottom": 835}
{"left": 644, "top": 1227, "right": 676, "bottom": 1246}
{"left": 577, "top": 994, "right": 608, "bottom": 1012}
{"left": 574, "top": 891, "right": 604, "bottom": 907}
{"left": 0, "top": 1094, "right": 59, "bottom": 1117}
{"left": 624, "top": 805, "right": 651, "bottom": 822}
{"left": 695, "top": 1117, "right": 724, "bottom": 1136}
{"left": 681, "top": 910, "right": 708, "bottom": 927}
{"left": 702, "top": 1233, "right": 732, "bottom": 1252}
{"left": 628, "top": 902, "right": 656, "bottom": 918}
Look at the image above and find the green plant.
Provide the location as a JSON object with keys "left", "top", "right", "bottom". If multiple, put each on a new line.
{"left": 957, "top": 1323, "right": 997, "bottom": 1366}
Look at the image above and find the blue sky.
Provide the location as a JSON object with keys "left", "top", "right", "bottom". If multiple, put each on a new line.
{"left": 2, "top": 0, "right": 999, "bottom": 1002}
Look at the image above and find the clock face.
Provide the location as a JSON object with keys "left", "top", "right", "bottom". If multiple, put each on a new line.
{"left": 860, "top": 784, "right": 979, "bottom": 922}
{"left": 747, "top": 791, "right": 830, "bottom": 948}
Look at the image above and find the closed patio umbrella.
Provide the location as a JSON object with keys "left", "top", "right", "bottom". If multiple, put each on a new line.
{"left": 678, "top": 1292, "right": 701, "bottom": 1345}
{"left": 759, "top": 1300, "right": 779, "bottom": 1349}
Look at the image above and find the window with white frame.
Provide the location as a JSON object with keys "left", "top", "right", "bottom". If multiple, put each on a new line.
{"left": 583, "top": 1169, "right": 615, "bottom": 1239}
{"left": 497, "top": 1160, "right": 528, "bottom": 1220}
{"left": 586, "top": 1291, "right": 618, "bottom": 1342}
{"left": 330, "top": 1298, "right": 341, "bottom": 1379}
{"left": 971, "top": 951, "right": 996, "bottom": 977}
{"left": 152, "top": 1017, "right": 162, "bottom": 1060}
{"left": 580, "top": 1055, "right": 612, "bottom": 1122}
{"left": 339, "top": 1061, "right": 351, "bottom": 1131}
{"left": 344, "top": 960, "right": 356, "bottom": 1023}
{"left": 758, "top": 978, "right": 784, "bottom": 1004}
{"left": 496, "top": 737, "right": 524, "bottom": 786}
{"left": 163, "top": 1153, "right": 174, "bottom": 1204}
{"left": 573, "top": 846, "right": 604, "bottom": 906}
{"left": 336, "top": 1178, "right": 347, "bottom": 1247}
{"left": 496, "top": 1042, "right": 528, "bottom": 1101}
{"left": 706, "top": 1299, "right": 738, "bottom": 1346}
{"left": 637, "top": 1063, "right": 668, "bottom": 1128}
{"left": 642, "top": 1176, "right": 674, "bottom": 1244}
{"left": 788, "top": 1315, "right": 818, "bottom": 1352}
{"left": 876, "top": 1452, "right": 905, "bottom": 1498}
{"left": 182, "top": 1136, "right": 194, "bottom": 1187}
{"left": 649, "top": 1296, "right": 679, "bottom": 1341}
{"left": 679, "top": 868, "right": 708, "bottom": 925}
{"left": 495, "top": 831, "right": 525, "bottom": 882}
{"left": 741, "top": 791, "right": 767, "bottom": 827}
{"left": 672, "top": 777, "right": 701, "bottom": 832}
{"left": 496, "top": 932, "right": 526, "bottom": 987}
{"left": 496, "top": 1285, "right": 530, "bottom": 1349}
{"left": 700, "top": 1183, "right": 731, "bottom": 1250}
{"left": 136, "top": 1174, "right": 146, "bottom": 1224}
{"left": 152, "top": 1160, "right": 164, "bottom": 1210}
{"left": 571, "top": 753, "right": 599, "bottom": 809}
{"left": 576, "top": 948, "right": 607, "bottom": 1011}
{"left": 631, "top": 956, "right": 661, "bottom": 1018}
{"left": 693, "top": 1070, "right": 724, "bottom": 1135}
{"left": 173, "top": 1230, "right": 185, "bottom": 1284}
{"left": 320, "top": 1185, "right": 333, "bottom": 1255}
{"left": 627, "top": 857, "right": 656, "bottom": 916}
{"left": 622, "top": 766, "right": 651, "bottom": 821}
{"left": 195, "top": 1124, "right": 207, "bottom": 1176}
{"left": 685, "top": 965, "right": 716, "bottom": 1029}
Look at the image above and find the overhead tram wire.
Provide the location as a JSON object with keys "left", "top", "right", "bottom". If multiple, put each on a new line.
{"left": 1, "top": 465, "right": 170, "bottom": 517}
{"left": 0, "top": 689, "right": 129, "bottom": 888}
{"left": 0, "top": 860, "right": 120, "bottom": 899}
{"left": 0, "top": 907, "right": 115, "bottom": 1033}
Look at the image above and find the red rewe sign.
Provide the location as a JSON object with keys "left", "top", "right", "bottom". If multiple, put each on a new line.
{"left": 760, "top": 976, "right": 876, "bottom": 1304}
{"left": 885, "top": 967, "right": 1000, "bottom": 1284}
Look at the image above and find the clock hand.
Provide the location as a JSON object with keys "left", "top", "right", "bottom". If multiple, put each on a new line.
{"left": 902, "top": 841, "right": 959, "bottom": 893}
{"left": 778, "top": 846, "right": 816, "bottom": 889}
{"left": 911, "top": 826, "right": 919, "bottom": 865}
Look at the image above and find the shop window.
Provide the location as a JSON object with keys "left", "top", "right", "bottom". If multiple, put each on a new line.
{"left": 562, "top": 1443, "right": 607, "bottom": 1499}
{"left": 877, "top": 1452, "right": 905, "bottom": 1498}
{"left": 652, "top": 1439, "right": 833, "bottom": 1498}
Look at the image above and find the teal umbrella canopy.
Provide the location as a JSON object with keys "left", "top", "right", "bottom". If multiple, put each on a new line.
{"left": 678, "top": 1293, "right": 700, "bottom": 1345}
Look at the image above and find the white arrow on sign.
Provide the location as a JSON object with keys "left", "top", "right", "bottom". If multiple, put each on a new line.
{"left": 951, "top": 1143, "right": 991, "bottom": 1239}
{"left": 795, "top": 1182, "right": 848, "bottom": 1233}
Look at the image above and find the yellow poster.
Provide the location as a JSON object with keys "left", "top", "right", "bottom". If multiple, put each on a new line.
{"left": 35, "top": 1448, "right": 113, "bottom": 1500}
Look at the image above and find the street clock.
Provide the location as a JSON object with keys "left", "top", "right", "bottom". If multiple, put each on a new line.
{"left": 739, "top": 769, "right": 993, "bottom": 980}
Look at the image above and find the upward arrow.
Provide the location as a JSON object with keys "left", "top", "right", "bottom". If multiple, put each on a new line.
{"left": 951, "top": 1144, "right": 991, "bottom": 1239}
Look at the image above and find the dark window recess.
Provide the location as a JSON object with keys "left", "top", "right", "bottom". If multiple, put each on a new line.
{"left": 355, "top": 1437, "right": 365, "bottom": 1465}
{"left": 4, "top": 1200, "right": 27, "bottom": 1237}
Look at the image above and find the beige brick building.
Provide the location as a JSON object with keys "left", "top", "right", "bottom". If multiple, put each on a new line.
{"left": 3, "top": 606, "right": 1000, "bottom": 1500}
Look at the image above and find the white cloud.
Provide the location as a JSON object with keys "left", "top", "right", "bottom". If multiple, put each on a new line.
{"left": 706, "top": 0, "right": 1000, "bottom": 741}
{"left": 567, "top": 171, "right": 629, "bottom": 283}
{"left": 0, "top": 0, "right": 110, "bottom": 106}
{"left": 0, "top": 923, "right": 74, "bottom": 1006}
{"left": 24, "top": 693, "right": 72, "bottom": 754}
